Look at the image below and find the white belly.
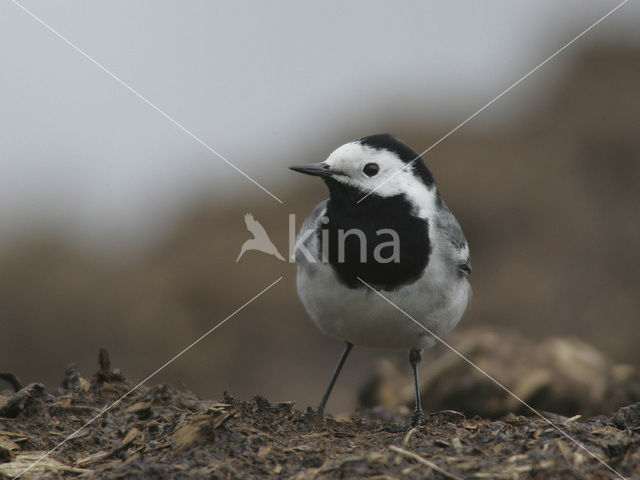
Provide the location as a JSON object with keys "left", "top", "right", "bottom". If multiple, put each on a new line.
{"left": 296, "top": 256, "right": 470, "bottom": 350}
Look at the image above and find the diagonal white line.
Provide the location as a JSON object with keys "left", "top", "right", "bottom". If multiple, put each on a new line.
{"left": 358, "top": 0, "right": 629, "bottom": 203}
{"left": 357, "top": 277, "right": 627, "bottom": 480}
{"left": 13, "top": 276, "right": 284, "bottom": 480}
{"left": 9, "top": 0, "right": 284, "bottom": 205}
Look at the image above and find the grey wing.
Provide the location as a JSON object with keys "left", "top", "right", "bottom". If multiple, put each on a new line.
{"left": 435, "top": 199, "right": 471, "bottom": 275}
{"left": 293, "top": 199, "right": 327, "bottom": 263}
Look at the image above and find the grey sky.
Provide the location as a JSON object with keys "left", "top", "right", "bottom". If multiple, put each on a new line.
{"left": 1, "top": 0, "right": 638, "bottom": 251}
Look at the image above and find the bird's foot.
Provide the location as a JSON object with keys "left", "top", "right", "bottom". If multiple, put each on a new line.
{"left": 406, "top": 409, "right": 426, "bottom": 429}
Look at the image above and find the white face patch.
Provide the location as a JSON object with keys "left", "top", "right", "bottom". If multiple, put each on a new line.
{"left": 324, "top": 142, "right": 437, "bottom": 219}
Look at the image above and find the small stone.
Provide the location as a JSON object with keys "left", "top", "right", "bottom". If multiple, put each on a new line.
{"left": 612, "top": 402, "right": 640, "bottom": 429}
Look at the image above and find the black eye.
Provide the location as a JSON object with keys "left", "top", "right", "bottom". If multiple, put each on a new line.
{"left": 363, "top": 163, "right": 379, "bottom": 177}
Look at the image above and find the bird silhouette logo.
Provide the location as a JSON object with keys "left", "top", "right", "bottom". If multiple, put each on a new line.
{"left": 236, "top": 213, "right": 285, "bottom": 262}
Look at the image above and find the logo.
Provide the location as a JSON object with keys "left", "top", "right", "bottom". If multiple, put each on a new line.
{"left": 236, "top": 213, "right": 286, "bottom": 262}
{"left": 236, "top": 213, "right": 401, "bottom": 264}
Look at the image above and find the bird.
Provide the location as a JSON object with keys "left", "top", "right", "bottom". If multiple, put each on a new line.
{"left": 236, "top": 213, "right": 285, "bottom": 262}
{"left": 290, "top": 133, "right": 471, "bottom": 428}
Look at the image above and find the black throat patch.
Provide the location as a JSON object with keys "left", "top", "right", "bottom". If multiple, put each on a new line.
{"left": 320, "top": 179, "right": 431, "bottom": 291}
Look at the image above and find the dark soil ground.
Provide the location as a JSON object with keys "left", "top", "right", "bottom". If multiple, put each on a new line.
{"left": 1, "top": 356, "right": 639, "bottom": 480}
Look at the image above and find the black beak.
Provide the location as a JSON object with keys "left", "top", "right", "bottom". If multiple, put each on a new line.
{"left": 289, "top": 162, "right": 334, "bottom": 178}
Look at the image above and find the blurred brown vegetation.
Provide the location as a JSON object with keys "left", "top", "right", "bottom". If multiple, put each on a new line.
{"left": 1, "top": 47, "right": 639, "bottom": 414}
{"left": 361, "top": 328, "right": 640, "bottom": 418}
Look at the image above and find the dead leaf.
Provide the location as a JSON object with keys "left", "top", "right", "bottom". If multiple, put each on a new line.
{"left": 1, "top": 452, "right": 89, "bottom": 477}
{"left": 125, "top": 402, "right": 152, "bottom": 414}
{"left": 0, "top": 436, "right": 20, "bottom": 457}
{"left": 76, "top": 450, "right": 111, "bottom": 466}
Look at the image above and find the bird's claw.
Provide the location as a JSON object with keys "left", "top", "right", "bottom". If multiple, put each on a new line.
{"left": 406, "top": 410, "right": 426, "bottom": 429}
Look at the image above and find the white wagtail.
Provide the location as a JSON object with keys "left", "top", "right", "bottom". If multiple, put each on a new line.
{"left": 290, "top": 134, "right": 471, "bottom": 427}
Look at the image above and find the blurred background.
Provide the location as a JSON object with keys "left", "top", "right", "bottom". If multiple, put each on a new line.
{"left": 1, "top": 1, "right": 639, "bottom": 415}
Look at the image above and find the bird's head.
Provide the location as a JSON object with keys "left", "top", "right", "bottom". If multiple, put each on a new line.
{"left": 290, "top": 134, "right": 437, "bottom": 213}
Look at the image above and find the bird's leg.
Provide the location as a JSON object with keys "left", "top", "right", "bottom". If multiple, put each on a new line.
{"left": 408, "top": 348, "right": 426, "bottom": 428}
{"left": 317, "top": 341, "right": 353, "bottom": 416}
